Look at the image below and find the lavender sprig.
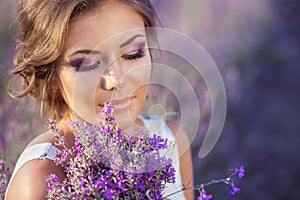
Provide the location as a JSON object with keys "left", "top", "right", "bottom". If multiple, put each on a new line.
{"left": 163, "top": 165, "right": 245, "bottom": 199}
{"left": 0, "top": 160, "right": 11, "bottom": 199}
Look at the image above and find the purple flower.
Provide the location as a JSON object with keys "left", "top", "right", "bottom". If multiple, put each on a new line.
{"left": 234, "top": 165, "right": 245, "bottom": 179}
{"left": 47, "top": 174, "right": 60, "bottom": 191}
{"left": 197, "top": 187, "right": 213, "bottom": 200}
{"left": 80, "top": 178, "right": 85, "bottom": 186}
{"left": 0, "top": 161, "right": 4, "bottom": 170}
{"left": 229, "top": 183, "right": 240, "bottom": 195}
{"left": 61, "top": 149, "right": 69, "bottom": 161}
{"left": 0, "top": 160, "right": 11, "bottom": 199}
{"left": 48, "top": 173, "right": 60, "bottom": 182}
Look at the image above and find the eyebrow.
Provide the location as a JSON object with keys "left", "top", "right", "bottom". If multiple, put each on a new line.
{"left": 69, "top": 34, "right": 145, "bottom": 56}
{"left": 70, "top": 49, "right": 101, "bottom": 56}
{"left": 119, "top": 34, "right": 145, "bottom": 48}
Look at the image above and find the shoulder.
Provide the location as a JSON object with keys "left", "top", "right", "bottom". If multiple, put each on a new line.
{"left": 5, "top": 131, "right": 65, "bottom": 200}
{"left": 26, "top": 130, "right": 57, "bottom": 148}
{"left": 166, "top": 120, "right": 195, "bottom": 200}
{"left": 166, "top": 120, "right": 190, "bottom": 149}
{"left": 5, "top": 158, "right": 64, "bottom": 200}
{"left": 27, "top": 129, "right": 74, "bottom": 150}
{"left": 165, "top": 120, "right": 191, "bottom": 165}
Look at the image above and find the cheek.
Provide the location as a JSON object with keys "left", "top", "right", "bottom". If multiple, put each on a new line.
{"left": 137, "top": 68, "right": 151, "bottom": 93}
{"left": 58, "top": 68, "right": 101, "bottom": 124}
{"left": 132, "top": 66, "right": 151, "bottom": 107}
{"left": 58, "top": 70, "right": 76, "bottom": 106}
{"left": 126, "top": 57, "right": 152, "bottom": 83}
{"left": 125, "top": 64, "right": 151, "bottom": 99}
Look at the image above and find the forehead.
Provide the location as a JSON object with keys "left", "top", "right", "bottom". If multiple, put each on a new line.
{"left": 64, "top": 1, "right": 145, "bottom": 54}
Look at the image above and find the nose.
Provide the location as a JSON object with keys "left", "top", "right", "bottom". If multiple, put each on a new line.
{"left": 101, "top": 59, "right": 126, "bottom": 91}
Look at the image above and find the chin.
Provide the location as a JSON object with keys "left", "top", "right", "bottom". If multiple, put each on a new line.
{"left": 114, "top": 107, "right": 139, "bottom": 130}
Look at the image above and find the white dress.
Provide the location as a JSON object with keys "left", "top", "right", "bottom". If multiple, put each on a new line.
{"left": 5, "top": 116, "right": 186, "bottom": 200}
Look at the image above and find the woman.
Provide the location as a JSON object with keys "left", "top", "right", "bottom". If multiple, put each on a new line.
{"left": 6, "top": 0, "right": 194, "bottom": 199}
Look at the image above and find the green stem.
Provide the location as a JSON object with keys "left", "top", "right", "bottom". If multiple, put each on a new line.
{"left": 163, "top": 171, "right": 237, "bottom": 199}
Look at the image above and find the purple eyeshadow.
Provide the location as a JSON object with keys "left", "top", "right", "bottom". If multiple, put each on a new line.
{"left": 68, "top": 57, "right": 100, "bottom": 71}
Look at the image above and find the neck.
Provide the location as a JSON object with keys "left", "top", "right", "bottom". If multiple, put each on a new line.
{"left": 56, "top": 112, "right": 76, "bottom": 149}
{"left": 122, "top": 117, "right": 147, "bottom": 137}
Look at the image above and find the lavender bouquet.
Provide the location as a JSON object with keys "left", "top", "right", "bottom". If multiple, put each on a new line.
{"left": 1, "top": 103, "right": 244, "bottom": 199}
{"left": 47, "top": 103, "right": 176, "bottom": 200}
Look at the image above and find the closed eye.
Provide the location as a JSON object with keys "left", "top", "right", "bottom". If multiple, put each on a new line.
{"left": 121, "top": 41, "right": 147, "bottom": 61}
{"left": 68, "top": 57, "right": 101, "bottom": 72}
{"left": 122, "top": 48, "right": 146, "bottom": 60}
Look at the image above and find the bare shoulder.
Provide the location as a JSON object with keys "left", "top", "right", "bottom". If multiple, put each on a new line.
{"left": 166, "top": 121, "right": 190, "bottom": 149}
{"left": 166, "top": 120, "right": 195, "bottom": 200}
{"left": 165, "top": 120, "right": 191, "bottom": 163}
{"left": 26, "top": 130, "right": 57, "bottom": 148}
{"left": 5, "top": 130, "right": 64, "bottom": 200}
{"left": 5, "top": 158, "right": 64, "bottom": 200}
{"left": 27, "top": 129, "right": 74, "bottom": 150}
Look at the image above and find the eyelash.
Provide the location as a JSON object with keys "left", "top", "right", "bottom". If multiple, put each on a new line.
{"left": 69, "top": 48, "right": 146, "bottom": 72}
{"left": 71, "top": 60, "right": 100, "bottom": 72}
{"left": 122, "top": 48, "right": 146, "bottom": 60}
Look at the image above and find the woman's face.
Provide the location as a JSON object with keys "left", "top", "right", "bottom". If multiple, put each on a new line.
{"left": 58, "top": 1, "right": 152, "bottom": 130}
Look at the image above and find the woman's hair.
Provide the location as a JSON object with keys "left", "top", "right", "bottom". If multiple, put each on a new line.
{"left": 8, "top": 0, "right": 159, "bottom": 120}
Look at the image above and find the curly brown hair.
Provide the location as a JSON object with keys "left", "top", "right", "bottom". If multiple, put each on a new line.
{"left": 8, "top": 0, "right": 158, "bottom": 120}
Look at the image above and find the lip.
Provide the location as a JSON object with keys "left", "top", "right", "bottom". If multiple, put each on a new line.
{"left": 100, "top": 96, "right": 135, "bottom": 111}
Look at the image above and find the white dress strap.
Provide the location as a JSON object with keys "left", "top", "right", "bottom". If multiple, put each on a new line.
{"left": 138, "top": 115, "right": 186, "bottom": 200}
{"left": 5, "top": 143, "right": 60, "bottom": 199}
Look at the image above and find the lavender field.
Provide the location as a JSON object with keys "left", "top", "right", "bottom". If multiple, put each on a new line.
{"left": 1, "top": 0, "right": 300, "bottom": 199}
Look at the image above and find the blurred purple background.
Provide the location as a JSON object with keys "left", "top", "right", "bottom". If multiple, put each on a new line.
{"left": 1, "top": 0, "right": 300, "bottom": 199}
